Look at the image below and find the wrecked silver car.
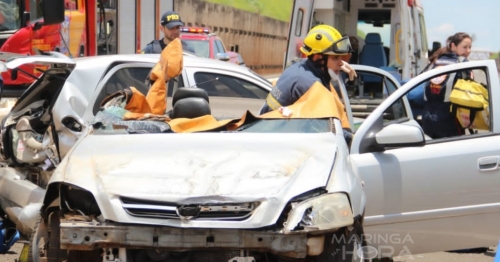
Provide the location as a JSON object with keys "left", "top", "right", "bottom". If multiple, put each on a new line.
{"left": 0, "top": 55, "right": 365, "bottom": 261}
{"left": 31, "top": 85, "right": 365, "bottom": 261}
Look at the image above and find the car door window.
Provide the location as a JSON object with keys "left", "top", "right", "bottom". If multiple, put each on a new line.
{"left": 410, "top": 66, "right": 491, "bottom": 141}
{"left": 214, "top": 40, "right": 226, "bottom": 53}
{"left": 92, "top": 67, "right": 151, "bottom": 114}
{"left": 193, "top": 72, "right": 268, "bottom": 99}
{"left": 344, "top": 70, "right": 402, "bottom": 121}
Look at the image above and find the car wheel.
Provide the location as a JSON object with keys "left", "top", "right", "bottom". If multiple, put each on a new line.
{"left": 313, "top": 224, "right": 367, "bottom": 262}
{"left": 28, "top": 211, "right": 100, "bottom": 262}
{"left": 28, "top": 212, "right": 66, "bottom": 262}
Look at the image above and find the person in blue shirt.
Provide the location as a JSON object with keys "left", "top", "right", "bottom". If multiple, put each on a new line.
{"left": 141, "top": 11, "right": 194, "bottom": 54}
{"left": 259, "top": 25, "right": 357, "bottom": 145}
{"left": 260, "top": 25, "right": 356, "bottom": 128}
{"left": 421, "top": 32, "right": 472, "bottom": 138}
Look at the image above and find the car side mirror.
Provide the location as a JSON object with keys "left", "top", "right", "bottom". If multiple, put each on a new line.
{"left": 375, "top": 122, "right": 425, "bottom": 147}
{"left": 428, "top": 41, "right": 442, "bottom": 57}
{"left": 21, "top": 11, "right": 30, "bottom": 27}
{"left": 216, "top": 53, "right": 230, "bottom": 62}
{"left": 42, "top": 0, "right": 65, "bottom": 25}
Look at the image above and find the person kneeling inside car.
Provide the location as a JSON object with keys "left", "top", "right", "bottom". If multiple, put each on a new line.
{"left": 259, "top": 24, "right": 356, "bottom": 144}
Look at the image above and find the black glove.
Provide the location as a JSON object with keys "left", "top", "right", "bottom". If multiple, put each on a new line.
{"left": 343, "top": 128, "right": 353, "bottom": 147}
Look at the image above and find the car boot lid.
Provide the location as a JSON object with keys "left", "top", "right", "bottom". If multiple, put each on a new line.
{"left": 5, "top": 55, "right": 75, "bottom": 71}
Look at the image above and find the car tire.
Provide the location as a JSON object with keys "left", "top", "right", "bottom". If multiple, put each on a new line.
{"left": 28, "top": 212, "right": 66, "bottom": 262}
{"left": 28, "top": 211, "right": 101, "bottom": 262}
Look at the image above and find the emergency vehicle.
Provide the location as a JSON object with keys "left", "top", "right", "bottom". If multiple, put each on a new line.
{"left": 0, "top": 0, "right": 174, "bottom": 87}
{"left": 179, "top": 26, "right": 245, "bottom": 66}
{"left": 286, "top": 0, "right": 430, "bottom": 81}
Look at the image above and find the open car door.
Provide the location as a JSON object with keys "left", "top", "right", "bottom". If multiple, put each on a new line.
{"left": 1, "top": 57, "right": 76, "bottom": 166}
{"left": 350, "top": 60, "right": 500, "bottom": 258}
{"left": 336, "top": 65, "right": 403, "bottom": 132}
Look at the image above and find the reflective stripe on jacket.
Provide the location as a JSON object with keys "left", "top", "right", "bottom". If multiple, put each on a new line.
{"left": 260, "top": 58, "right": 350, "bottom": 129}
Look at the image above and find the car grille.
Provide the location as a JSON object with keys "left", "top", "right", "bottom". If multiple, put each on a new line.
{"left": 121, "top": 197, "right": 256, "bottom": 221}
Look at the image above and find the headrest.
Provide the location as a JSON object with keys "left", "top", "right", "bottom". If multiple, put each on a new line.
{"left": 365, "top": 33, "right": 382, "bottom": 44}
{"left": 172, "top": 87, "right": 209, "bottom": 106}
{"left": 172, "top": 97, "right": 211, "bottom": 119}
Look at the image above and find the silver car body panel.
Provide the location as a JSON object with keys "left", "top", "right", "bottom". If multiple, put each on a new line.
{"left": 3, "top": 54, "right": 272, "bottom": 159}
{"left": 352, "top": 60, "right": 500, "bottom": 255}
{"left": 49, "top": 132, "right": 352, "bottom": 228}
{"left": 0, "top": 53, "right": 274, "bottom": 236}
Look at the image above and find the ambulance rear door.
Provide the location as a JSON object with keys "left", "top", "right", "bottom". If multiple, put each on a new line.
{"left": 284, "top": 0, "right": 315, "bottom": 68}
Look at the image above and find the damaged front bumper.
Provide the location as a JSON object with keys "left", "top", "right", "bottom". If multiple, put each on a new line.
{"left": 60, "top": 221, "right": 316, "bottom": 258}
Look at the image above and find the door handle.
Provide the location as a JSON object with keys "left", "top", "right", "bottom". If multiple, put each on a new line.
{"left": 477, "top": 156, "right": 500, "bottom": 171}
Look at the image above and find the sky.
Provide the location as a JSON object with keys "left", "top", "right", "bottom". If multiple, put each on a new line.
{"left": 420, "top": 0, "right": 500, "bottom": 52}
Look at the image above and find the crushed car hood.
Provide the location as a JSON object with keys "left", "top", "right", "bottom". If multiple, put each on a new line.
{"left": 61, "top": 132, "right": 337, "bottom": 203}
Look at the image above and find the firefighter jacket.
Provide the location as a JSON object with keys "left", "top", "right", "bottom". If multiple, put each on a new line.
{"left": 260, "top": 58, "right": 351, "bottom": 129}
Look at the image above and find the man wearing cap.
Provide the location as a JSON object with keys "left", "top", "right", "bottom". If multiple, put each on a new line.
{"left": 141, "top": 11, "right": 194, "bottom": 54}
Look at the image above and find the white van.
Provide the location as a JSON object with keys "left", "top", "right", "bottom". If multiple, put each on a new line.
{"left": 285, "top": 0, "right": 432, "bottom": 81}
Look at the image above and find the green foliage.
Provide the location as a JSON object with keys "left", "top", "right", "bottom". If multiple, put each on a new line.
{"left": 204, "top": 0, "right": 294, "bottom": 22}
{"left": 490, "top": 52, "right": 499, "bottom": 59}
{"left": 357, "top": 29, "right": 366, "bottom": 39}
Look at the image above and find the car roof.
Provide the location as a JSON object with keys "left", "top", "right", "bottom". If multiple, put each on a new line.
{"left": 72, "top": 53, "right": 258, "bottom": 76}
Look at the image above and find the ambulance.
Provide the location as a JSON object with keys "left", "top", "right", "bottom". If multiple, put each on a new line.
{"left": 285, "top": 0, "right": 432, "bottom": 81}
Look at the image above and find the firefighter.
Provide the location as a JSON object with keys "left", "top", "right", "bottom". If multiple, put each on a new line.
{"left": 141, "top": 11, "right": 194, "bottom": 54}
{"left": 260, "top": 24, "right": 356, "bottom": 131}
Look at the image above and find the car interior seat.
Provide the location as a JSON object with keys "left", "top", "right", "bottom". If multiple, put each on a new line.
{"left": 171, "top": 87, "right": 211, "bottom": 119}
{"left": 359, "top": 33, "right": 387, "bottom": 97}
{"left": 359, "top": 33, "right": 387, "bottom": 68}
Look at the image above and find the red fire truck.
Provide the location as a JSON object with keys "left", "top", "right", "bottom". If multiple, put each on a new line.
{"left": 0, "top": 0, "right": 174, "bottom": 88}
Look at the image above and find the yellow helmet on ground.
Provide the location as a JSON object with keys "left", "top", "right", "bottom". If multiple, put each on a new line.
{"left": 300, "top": 24, "right": 351, "bottom": 56}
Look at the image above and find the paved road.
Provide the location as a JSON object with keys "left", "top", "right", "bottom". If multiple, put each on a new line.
{"left": 2, "top": 240, "right": 497, "bottom": 262}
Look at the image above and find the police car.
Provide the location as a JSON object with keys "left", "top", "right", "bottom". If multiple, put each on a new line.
{"left": 180, "top": 26, "right": 244, "bottom": 66}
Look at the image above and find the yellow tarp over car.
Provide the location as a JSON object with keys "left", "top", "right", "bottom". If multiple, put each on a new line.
{"left": 123, "top": 38, "right": 183, "bottom": 119}
{"left": 118, "top": 38, "right": 341, "bottom": 133}
{"left": 168, "top": 81, "right": 341, "bottom": 133}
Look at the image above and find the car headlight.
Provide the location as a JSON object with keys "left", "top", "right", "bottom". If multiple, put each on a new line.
{"left": 60, "top": 184, "right": 101, "bottom": 217}
{"left": 284, "top": 193, "right": 353, "bottom": 233}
